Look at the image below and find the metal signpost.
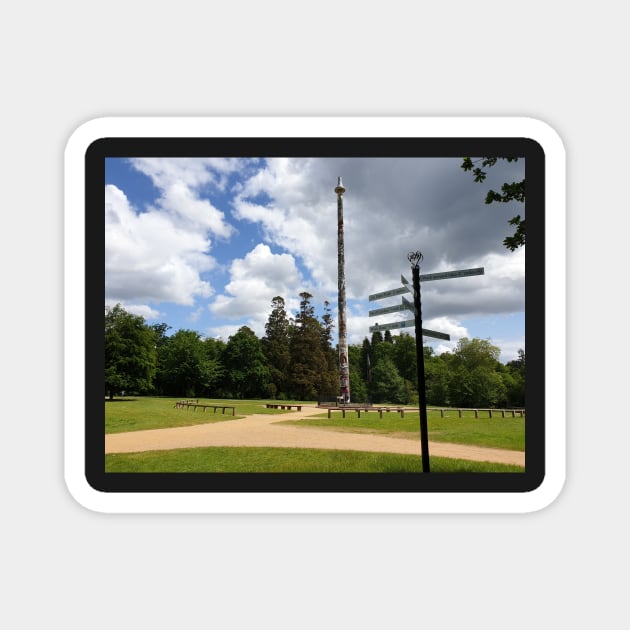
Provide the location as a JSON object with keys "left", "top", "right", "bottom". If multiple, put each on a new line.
{"left": 408, "top": 252, "right": 431, "bottom": 472}
{"left": 368, "top": 258, "right": 484, "bottom": 472}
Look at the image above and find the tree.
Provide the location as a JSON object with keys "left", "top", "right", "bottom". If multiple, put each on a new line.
{"left": 105, "top": 304, "right": 157, "bottom": 399}
{"left": 461, "top": 156, "right": 524, "bottom": 250}
{"left": 369, "top": 357, "right": 407, "bottom": 404}
{"left": 506, "top": 348, "right": 526, "bottom": 373}
{"left": 262, "top": 296, "right": 291, "bottom": 398}
{"left": 504, "top": 348, "right": 526, "bottom": 407}
{"left": 451, "top": 337, "right": 502, "bottom": 370}
{"left": 288, "top": 292, "right": 335, "bottom": 400}
{"left": 348, "top": 344, "right": 368, "bottom": 403}
{"left": 371, "top": 329, "right": 384, "bottom": 347}
{"left": 222, "top": 326, "right": 270, "bottom": 399}
{"left": 449, "top": 364, "right": 506, "bottom": 408}
{"left": 372, "top": 333, "right": 395, "bottom": 365}
{"left": 448, "top": 338, "right": 506, "bottom": 407}
{"left": 150, "top": 322, "right": 171, "bottom": 348}
{"left": 156, "top": 329, "right": 218, "bottom": 397}
{"left": 424, "top": 353, "right": 451, "bottom": 406}
{"left": 201, "top": 337, "right": 226, "bottom": 397}
{"left": 359, "top": 338, "right": 372, "bottom": 384}
{"left": 392, "top": 333, "right": 417, "bottom": 384}
{"left": 319, "top": 300, "right": 339, "bottom": 396}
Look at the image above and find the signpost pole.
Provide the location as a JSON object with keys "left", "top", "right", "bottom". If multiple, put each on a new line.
{"left": 409, "top": 251, "right": 430, "bottom": 473}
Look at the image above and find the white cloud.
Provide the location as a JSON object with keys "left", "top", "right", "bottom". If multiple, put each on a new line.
{"left": 106, "top": 301, "right": 162, "bottom": 322}
{"left": 154, "top": 182, "right": 234, "bottom": 238}
{"left": 208, "top": 243, "right": 304, "bottom": 337}
{"left": 105, "top": 185, "right": 216, "bottom": 306}
{"left": 105, "top": 158, "right": 255, "bottom": 312}
{"left": 233, "top": 159, "right": 339, "bottom": 293}
{"left": 130, "top": 157, "right": 245, "bottom": 191}
{"left": 425, "top": 316, "right": 469, "bottom": 340}
{"left": 493, "top": 338, "right": 526, "bottom": 363}
{"left": 347, "top": 314, "right": 374, "bottom": 345}
{"left": 233, "top": 157, "right": 525, "bottom": 315}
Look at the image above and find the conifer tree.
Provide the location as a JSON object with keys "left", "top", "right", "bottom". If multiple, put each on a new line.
{"left": 319, "top": 300, "right": 339, "bottom": 396}
{"left": 288, "top": 292, "right": 335, "bottom": 400}
{"left": 262, "top": 296, "right": 291, "bottom": 398}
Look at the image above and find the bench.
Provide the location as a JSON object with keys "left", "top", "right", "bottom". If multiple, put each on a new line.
{"left": 427, "top": 407, "right": 525, "bottom": 418}
{"left": 174, "top": 401, "right": 236, "bottom": 415}
{"left": 265, "top": 403, "right": 302, "bottom": 411}
{"left": 326, "top": 406, "right": 406, "bottom": 419}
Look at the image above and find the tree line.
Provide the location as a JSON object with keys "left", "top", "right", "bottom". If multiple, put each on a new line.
{"left": 105, "top": 295, "right": 525, "bottom": 407}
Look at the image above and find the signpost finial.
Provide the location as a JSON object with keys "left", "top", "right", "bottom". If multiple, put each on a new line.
{"left": 407, "top": 251, "right": 423, "bottom": 269}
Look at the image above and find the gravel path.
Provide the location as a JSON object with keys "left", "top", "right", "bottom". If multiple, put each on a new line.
{"left": 105, "top": 405, "right": 525, "bottom": 466}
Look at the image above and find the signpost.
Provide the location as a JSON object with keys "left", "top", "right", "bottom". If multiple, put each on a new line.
{"left": 369, "top": 260, "right": 485, "bottom": 472}
{"left": 408, "top": 252, "right": 431, "bottom": 473}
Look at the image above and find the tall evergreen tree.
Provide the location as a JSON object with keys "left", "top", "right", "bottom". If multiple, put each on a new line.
{"left": 288, "top": 292, "right": 335, "bottom": 400}
{"left": 348, "top": 344, "right": 368, "bottom": 403}
{"left": 360, "top": 338, "right": 372, "bottom": 384}
{"left": 319, "top": 300, "right": 338, "bottom": 396}
{"left": 371, "top": 329, "right": 384, "bottom": 348}
{"left": 262, "top": 296, "right": 291, "bottom": 398}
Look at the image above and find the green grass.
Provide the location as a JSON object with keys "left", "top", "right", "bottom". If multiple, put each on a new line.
{"left": 105, "top": 398, "right": 524, "bottom": 452}
{"left": 105, "top": 396, "right": 306, "bottom": 434}
{"left": 105, "top": 446, "right": 524, "bottom": 473}
{"left": 281, "top": 409, "right": 525, "bottom": 451}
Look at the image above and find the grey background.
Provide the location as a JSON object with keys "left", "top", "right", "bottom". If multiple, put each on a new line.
{"left": 2, "top": 1, "right": 624, "bottom": 628}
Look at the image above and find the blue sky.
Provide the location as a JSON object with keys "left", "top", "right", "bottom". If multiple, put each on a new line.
{"left": 105, "top": 156, "right": 525, "bottom": 362}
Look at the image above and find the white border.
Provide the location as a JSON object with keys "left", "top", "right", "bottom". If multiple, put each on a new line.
{"left": 64, "top": 116, "right": 565, "bottom": 513}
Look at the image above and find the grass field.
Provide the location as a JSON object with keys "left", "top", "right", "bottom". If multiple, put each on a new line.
{"left": 281, "top": 411, "right": 525, "bottom": 451}
{"left": 105, "top": 446, "right": 524, "bottom": 473}
{"left": 104, "top": 397, "right": 525, "bottom": 472}
{"left": 105, "top": 396, "right": 298, "bottom": 433}
{"left": 105, "top": 397, "right": 525, "bottom": 450}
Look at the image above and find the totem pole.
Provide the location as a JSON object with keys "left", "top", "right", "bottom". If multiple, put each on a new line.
{"left": 335, "top": 177, "right": 350, "bottom": 404}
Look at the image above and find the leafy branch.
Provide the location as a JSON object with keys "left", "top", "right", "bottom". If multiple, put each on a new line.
{"left": 461, "top": 157, "right": 525, "bottom": 250}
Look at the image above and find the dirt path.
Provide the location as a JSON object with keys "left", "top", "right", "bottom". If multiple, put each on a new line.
{"left": 105, "top": 405, "right": 525, "bottom": 467}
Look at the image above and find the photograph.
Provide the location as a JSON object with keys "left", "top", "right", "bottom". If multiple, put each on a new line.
{"left": 86, "top": 132, "right": 542, "bottom": 495}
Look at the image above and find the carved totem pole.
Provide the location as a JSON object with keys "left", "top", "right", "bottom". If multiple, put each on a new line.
{"left": 335, "top": 177, "right": 350, "bottom": 403}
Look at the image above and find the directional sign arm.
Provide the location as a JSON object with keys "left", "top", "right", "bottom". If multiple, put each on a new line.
{"left": 401, "top": 295, "right": 415, "bottom": 315}
{"left": 368, "top": 304, "right": 405, "bottom": 317}
{"left": 421, "top": 328, "right": 450, "bottom": 341}
{"left": 368, "top": 286, "right": 410, "bottom": 301}
{"left": 369, "top": 320, "right": 450, "bottom": 341}
{"left": 418, "top": 267, "right": 484, "bottom": 283}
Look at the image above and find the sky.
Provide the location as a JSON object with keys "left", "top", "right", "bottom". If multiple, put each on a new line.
{"left": 104, "top": 156, "right": 525, "bottom": 362}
